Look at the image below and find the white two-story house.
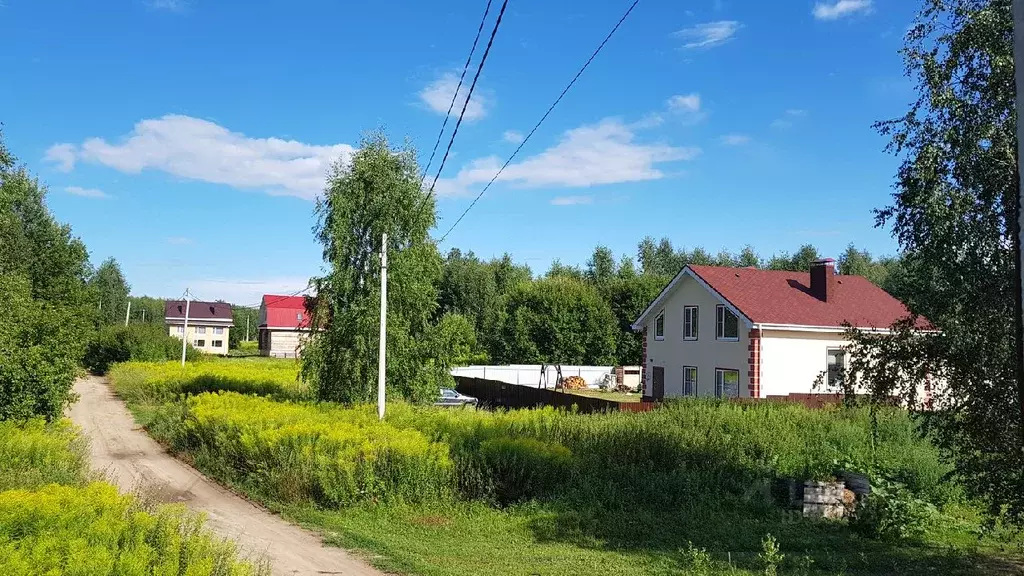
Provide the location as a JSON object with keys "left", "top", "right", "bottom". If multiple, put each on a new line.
{"left": 631, "top": 259, "right": 929, "bottom": 400}
{"left": 165, "top": 300, "right": 233, "bottom": 355}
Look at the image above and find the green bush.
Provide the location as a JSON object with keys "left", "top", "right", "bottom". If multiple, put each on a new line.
{"left": 0, "top": 419, "right": 89, "bottom": 491}
{"left": 850, "top": 477, "right": 937, "bottom": 541}
{"left": 84, "top": 324, "right": 201, "bottom": 374}
{"left": 473, "top": 437, "right": 572, "bottom": 505}
{"left": 0, "top": 275, "right": 85, "bottom": 421}
{"left": 0, "top": 482, "right": 262, "bottom": 576}
{"left": 166, "top": 392, "right": 453, "bottom": 507}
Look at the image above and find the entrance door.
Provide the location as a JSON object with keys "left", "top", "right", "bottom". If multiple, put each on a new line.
{"left": 652, "top": 366, "right": 665, "bottom": 399}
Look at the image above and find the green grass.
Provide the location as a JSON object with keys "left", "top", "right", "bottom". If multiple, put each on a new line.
{"left": 270, "top": 500, "right": 1023, "bottom": 576}
{"left": 109, "top": 360, "right": 1024, "bottom": 576}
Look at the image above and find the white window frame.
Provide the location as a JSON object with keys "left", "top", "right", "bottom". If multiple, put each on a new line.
{"left": 196, "top": 326, "right": 207, "bottom": 335}
{"left": 715, "top": 368, "right": 740, "bottom": 398}
{"left": 683, "top": 366, "right": 698, "bottom": 397}
{"left": 176, "top": 326, "right": 184, "bottom": 334}
{"left": 194, "top": 339, "right": 206, "bottom": 347}
{"left": 826, "top": 347, "right": 846, "bottom": 388}
{"left": 715, "top": 305, "right": 739, "bottom": 341}
{"left": 654, "top": 311, "right": 665, "bottom": 341}
{"left": 214, "top": 327, "right": 224, "bottom": 335}
{"left": 212, "top": 340, "right": 223, "bottom": 348}
{"left": 683, "top": 306, "right": 698, "bottom": 340}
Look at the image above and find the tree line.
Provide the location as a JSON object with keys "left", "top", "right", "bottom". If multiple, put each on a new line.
{"left": 435, "top": 240, "right": 905, "bottom": 369}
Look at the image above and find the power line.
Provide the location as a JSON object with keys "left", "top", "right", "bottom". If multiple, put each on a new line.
{"left": 437, "top": 0, "right": 640, "bottom": 244}
{"left": 414, "top": 0, "right": 510, "bottom": 220}
{"left": 419, "top": 0, "right": 495, "bottom": 185}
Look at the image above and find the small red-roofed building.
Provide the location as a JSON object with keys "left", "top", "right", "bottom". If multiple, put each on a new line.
{"left": 631, "top": 259, "right": 931, "bottom": 400}
{"left": 258, "top": 295, "right": 314, "bottom": 358}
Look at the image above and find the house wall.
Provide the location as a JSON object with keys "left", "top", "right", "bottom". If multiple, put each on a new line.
{"left": 265, "top": 330, "right": 308, "bottom": 358}
{"left": 168, "top": 324, "right": 230, "bottom": 355}
{"left": 643, "top": 275, "right": 751, "bottom": 398}
{"left": 759, "top": 329, "right": 847, "bottom": 396}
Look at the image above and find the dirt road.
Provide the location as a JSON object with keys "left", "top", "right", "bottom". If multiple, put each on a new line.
{"left": 68, "top": 376, "right": 386, "bottom": 576}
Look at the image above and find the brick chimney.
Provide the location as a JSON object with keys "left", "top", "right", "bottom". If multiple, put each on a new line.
{"left": 809, "top": 258, "right": 836, "bottom": 302}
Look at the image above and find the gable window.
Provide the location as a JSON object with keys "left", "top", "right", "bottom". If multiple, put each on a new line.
{"left": 683, "top": 306, "right": 698, "bottom": 340}
{"left": 196, "top": 326, "right": 207, "bottom": 335}
{"left": 826, "top": 348, "right": 846, "bottom": 389}
{"left": 715, "top": 305, "right": 738, "bottom": 341}
{"left": 683, "top": 366, "right": 697, "bottom": 397}
{"left": 715, "top": 368, "right": 739, "bottom": 398}
{"left": 214, "top": 327, "right": 224, "bottom": 335}
{"left": 654, "top": 311, "right": 665, "bottom": 340}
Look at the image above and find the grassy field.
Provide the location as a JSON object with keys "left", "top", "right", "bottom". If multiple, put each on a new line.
{"left": 111, "top": 358, "right": 1024, "bottom": 576}
{"left": 0, "top": 418, "right": 265, "bottom": 575}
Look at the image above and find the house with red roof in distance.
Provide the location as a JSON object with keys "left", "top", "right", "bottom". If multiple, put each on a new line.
{"left": 631, "top": 258, "right": 930, "bottom": 401}
{"left": 258, "top": 294, "right": 314, "bottom": 358}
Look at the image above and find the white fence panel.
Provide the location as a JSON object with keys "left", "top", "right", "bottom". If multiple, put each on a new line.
{"left": 451, "top": 365, "right": 615, "bottom": 389}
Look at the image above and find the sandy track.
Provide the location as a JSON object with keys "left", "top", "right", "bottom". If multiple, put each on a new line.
{"left": 68, "top": 376, "right": 386, "bottom": 576}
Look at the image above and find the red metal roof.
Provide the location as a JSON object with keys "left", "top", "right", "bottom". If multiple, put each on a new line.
{"left": 261, "top": 295, "right": 311, "bottom": 329}
{"left": 687, "top": 265, "right": 930, "bottom": 329}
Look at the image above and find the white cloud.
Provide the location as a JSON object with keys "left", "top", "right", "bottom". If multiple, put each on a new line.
{"left": 771, "top": 109, "right": 808, "bottom": 129}
{"left": 419, "top": 72, "right": 488, "bottom": 121}
{"left": 45, "top": 115, "right": 353, "bottom": 200}
{"left": 65, "top": 186, "right": 110, "bottom": 199}
{"left": 46, "top": 144, "right": 76, "bottom": 172}
{"left": 435, "top": 118, "right": 699, "bottom": 197}
{"left": 550, "top": 196, "right": 593, "bottom": 206}
{"left": 813, "top": 0, "right": 872, "bottom": 21}
{"left": 720, "top": 134, "right": 751, "bottom": 146}
{"left": 673, "top": 21, "right": 742, "bottom": 49}
{"left": 503, "top": 130, "right": 524, "bottom": 144}
{"left": 189, "top": 277, "right": 312, "bottom": 307}
{"left": 667, "top": 94, "right": 701, "bottom": 113}
{"left": 167, "top": 236, "right": 193, "bottom": 245}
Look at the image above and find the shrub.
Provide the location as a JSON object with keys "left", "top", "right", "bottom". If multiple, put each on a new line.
{"left": 123, "top": 361, "right": 954, "bottom": 519}
{"left": 0, "top": 275, "right": 85, "bottom": 421}
{"left": 473, "top": 437, "right": 573, "bottom": 505}
{"left": 84, "top": 324, "right": 201, "bottom": 374}
{"left": 0, "top": 419, "right": 89, "bottom": 491}
{"left": 849, "top": 477, "right": 936, "bottom": 541}
{"left": 109, "top": 359, "right": 308, "bottom": 405}
{"left": 164, "top": 392, "right": 453, "bottom": 507}
{"left": 0, "top": 482, "right": 262, "bottom": 576}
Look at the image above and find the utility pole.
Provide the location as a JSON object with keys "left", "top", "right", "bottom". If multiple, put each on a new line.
{"left": 180, "top": 291, "right": 192, "bottom": 367}
{"left": 124, "top": 301, "right": 131, "bottom": 326}
{"left": 377, "top": 233, "right": 388, "bottom": 421}
{"left": 1013, "top": 0, "right": 1024, "bottom": 449}
{"left": 246, "top": 314, "right": 250, "bottom": 342}
{"left": 142, "top": 309, "right": 146, "bottom": 323}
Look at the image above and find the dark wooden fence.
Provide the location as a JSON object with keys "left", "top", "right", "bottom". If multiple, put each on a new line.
{"left": 455, "top": 376, "right": 845, "bottom": 413}
{"left": 453, "top": 376, "right": 656, "bottom": 414}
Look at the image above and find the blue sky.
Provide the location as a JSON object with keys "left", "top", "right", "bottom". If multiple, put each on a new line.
{"left": 0, "top": 0, "right": 917, "bottom": 304}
